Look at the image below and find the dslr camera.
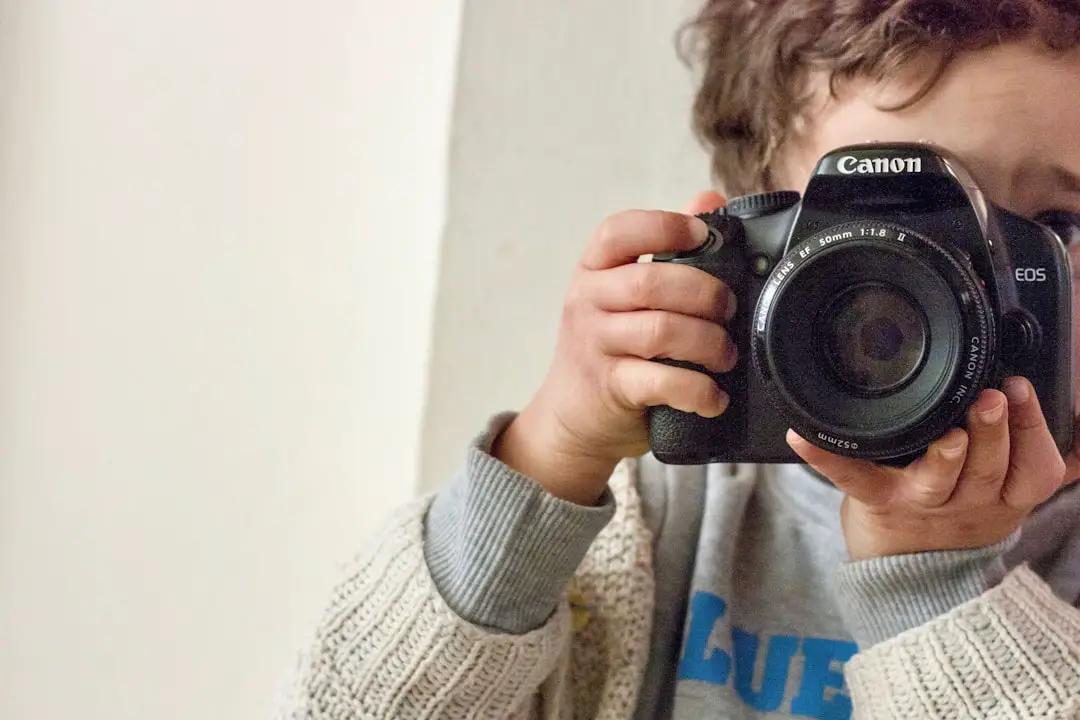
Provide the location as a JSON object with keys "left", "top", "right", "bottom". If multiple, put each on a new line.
{"left": 648, "top": 143, "right": 1076, "bottom": 464}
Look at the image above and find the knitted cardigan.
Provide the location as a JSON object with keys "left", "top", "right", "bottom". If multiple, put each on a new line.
{"left": 274, "top": 460, "right": 1080, "bottom": 719}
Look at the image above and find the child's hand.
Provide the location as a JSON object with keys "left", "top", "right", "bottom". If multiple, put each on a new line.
{"left": 787, "top": 376, "right": 1072, "bottom": 561}
{"left": 494, "top": 191, "right": 736, "bottom": 506}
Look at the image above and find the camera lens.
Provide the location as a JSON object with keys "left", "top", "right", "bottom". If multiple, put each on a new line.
{"left": 750, "top": 221, "right": 994, "bottom": 460}
{"left": 821, "top": 283, "right": 928, "bottom": 396}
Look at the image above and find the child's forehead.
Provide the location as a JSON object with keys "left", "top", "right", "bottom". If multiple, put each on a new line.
{"left": 796, "top": 42, "right": 1080, "bottom": 217}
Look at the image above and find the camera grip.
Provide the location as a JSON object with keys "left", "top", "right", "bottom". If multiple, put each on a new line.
{"left": 645, "top": 210, "right": 755, "bottom": 463}
{"left": 646, "top": 359, "right": 745, "bottom": 464}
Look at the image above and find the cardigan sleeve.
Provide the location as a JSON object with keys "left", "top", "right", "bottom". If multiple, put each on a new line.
{"left": 845, "top": 564, "right": 1080, "bottom": 719}
{"left": 270, "top": 445, "right": 654, "bottom": 720}
{"left": 270, "top": 494, "right": 573, "bottom": 719}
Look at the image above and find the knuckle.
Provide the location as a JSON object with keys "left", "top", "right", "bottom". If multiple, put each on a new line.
{"left": 640, "top": 312, "right": 676, "bottom": 354}
{"left": 561, "top": 280, "right": 592, "bottom": 325}
{"left": 602, "top": 361, "right": 631, "bottom": 408}
{"left": 1012, "top": 451, "right": 1068, "bottom": 488}
{"left": 965, "top": 465, "right": 1004, "bottom": 488}
{"left": 628, "top": 267, "right": 663, "bottom": 308}
{"left": 631, "top": 366, "right": 662, "bottom": 406}
{"left": 908, "top": 480, "right": 950, "bottom": 507}
{"left": 1013, "top": 410, "right": 1047, "bottom": 432}
{"left": 592, "top": 214, "right": 624, "bottom": 252}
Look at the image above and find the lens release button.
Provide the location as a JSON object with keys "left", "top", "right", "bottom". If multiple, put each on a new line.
{"left": 1001, "top": 311, "right": 1042, "bottom": 362}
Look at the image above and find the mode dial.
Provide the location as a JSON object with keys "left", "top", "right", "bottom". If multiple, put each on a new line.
{"left": 726, "top": 191, "right": 801, "bottom": 219}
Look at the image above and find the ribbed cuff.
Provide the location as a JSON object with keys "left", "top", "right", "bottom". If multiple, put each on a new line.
{"left": 834, "top": 530, "right": 1020, "bottom": 648}
{"left": 423, "top": 415, "right": 617, "bottom": 634}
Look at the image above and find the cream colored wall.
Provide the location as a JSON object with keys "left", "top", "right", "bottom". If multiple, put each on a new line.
{"left": 0, "top": 1, "right": 461, "bottom": 718}
{"left": 419, "top": 0, "right": 710, "bottom": 492}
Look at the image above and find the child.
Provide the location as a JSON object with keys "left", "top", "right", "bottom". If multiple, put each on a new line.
{"left": 275, "top": 2, "right": 1080, "bottom": 718}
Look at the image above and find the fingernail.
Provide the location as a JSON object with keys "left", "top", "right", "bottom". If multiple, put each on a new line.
{"left": 939, "top": 442, "right": 966, "bottom": 459}
{"left": 690, "top": 217, "right": 710, "bottom": 246}
{"left": 725, "top": 337, "right": 739, "bottom": 368}
{"left": 1003, "top": 377, "right": 1030, "bottom": 406}
{"left": 724, "top": 290, "right": 738, "bottom": 322}
{"left": 979, "top": 400, "right": 1005, "bottom": 424}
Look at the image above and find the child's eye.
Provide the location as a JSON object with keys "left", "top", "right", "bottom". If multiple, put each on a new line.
{"left": 1035, "top": 210, "right": 1080, "bottom": 247}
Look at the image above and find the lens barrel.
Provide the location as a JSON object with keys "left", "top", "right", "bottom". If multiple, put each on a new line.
{"left": 750, "top": 221, "right": 994, "bottom": 460}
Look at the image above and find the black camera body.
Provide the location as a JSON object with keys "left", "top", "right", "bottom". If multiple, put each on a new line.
{"left": 648, "top": 143, "right": 1075, "bottom": 465}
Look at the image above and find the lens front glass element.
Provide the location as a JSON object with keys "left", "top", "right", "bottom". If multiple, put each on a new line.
{"left": 821, "top": 283, "right": 928, "bottom": 396}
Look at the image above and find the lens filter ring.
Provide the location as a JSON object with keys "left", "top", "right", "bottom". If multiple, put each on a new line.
{"left": 749, "top": 221, "right": 994, "bottom": 461}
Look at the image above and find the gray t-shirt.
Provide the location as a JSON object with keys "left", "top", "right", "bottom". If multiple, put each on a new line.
{"left": 652, "top": 459, "right": 854, "bottom": 719}
{"left": 423, "top": 417, "right": 1080, "bottom": 719}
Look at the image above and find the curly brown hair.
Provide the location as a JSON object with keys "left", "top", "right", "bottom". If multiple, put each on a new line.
{"left": 679, "top": 0, "right": 1080, "bottom": 196}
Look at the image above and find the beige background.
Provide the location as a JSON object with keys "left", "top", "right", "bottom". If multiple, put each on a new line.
{"left": 0, "top": 1, "right": 710, "bottom": 718}
{"left": 0, "top": 1, "right": 460, "bottom": 718}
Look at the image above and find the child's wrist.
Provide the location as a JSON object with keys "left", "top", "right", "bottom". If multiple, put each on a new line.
{"left": 841, "top": 501, "right": 1022, "bottom": 561}
{"left": 833, "top": 532, "right": 1019, "bottom": 648}
{"left": 492, "top": 406, "right": 617, "bottom": 507}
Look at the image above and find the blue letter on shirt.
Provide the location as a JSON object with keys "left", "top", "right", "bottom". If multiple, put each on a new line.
{"left": 678, "top": 591, "right": 732, "bottom": 684}
{"left": 790, "top": 637, "right": 857, "bottom": 719}
{"left": 732, "top": 628, "right": 800, "bottom": 712}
